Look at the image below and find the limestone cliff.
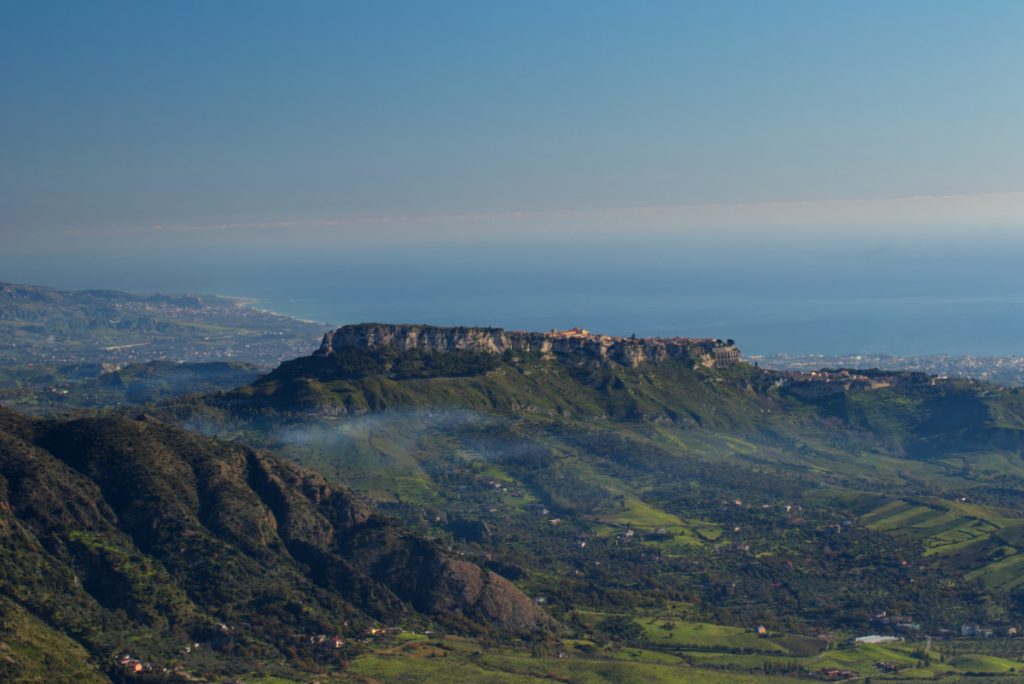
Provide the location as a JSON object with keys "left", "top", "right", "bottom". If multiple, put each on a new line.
{"left": 317, "top": 323, "right": 740, "bottom": 368}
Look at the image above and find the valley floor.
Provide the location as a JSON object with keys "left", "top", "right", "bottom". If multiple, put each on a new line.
{"left": 206, "top": 628, "right": 1024, "bottom": 684}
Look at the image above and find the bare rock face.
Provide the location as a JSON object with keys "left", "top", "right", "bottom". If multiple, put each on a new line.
{"left": 415, "top": 558, "right": 557, "bottom": 634}
{"left": 317, "top": 323, "right": 740, "bottom": 368}
{"left": 323, "top": 324, "right": 514, "bottom": 355}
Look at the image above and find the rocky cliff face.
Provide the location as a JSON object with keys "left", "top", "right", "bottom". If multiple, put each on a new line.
{"left": 317, "top": 323, "right": 740, "bottom": 368}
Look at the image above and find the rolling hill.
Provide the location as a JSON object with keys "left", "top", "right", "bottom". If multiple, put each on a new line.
{"left": 157, "top": 324, "right": 1024, "bottom": 643}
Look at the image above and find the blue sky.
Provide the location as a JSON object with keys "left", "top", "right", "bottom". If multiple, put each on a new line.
{"left": 2, "top": 0, "right": 1023, "bottom": 253}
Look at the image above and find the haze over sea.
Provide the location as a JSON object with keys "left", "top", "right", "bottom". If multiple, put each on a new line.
{"left": 5, "top": 228, "right": 1022, "bottom": 358}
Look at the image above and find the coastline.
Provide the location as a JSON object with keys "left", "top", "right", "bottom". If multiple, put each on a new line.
{"left": 216, "top": 293, "right": 333, "bottom": 327}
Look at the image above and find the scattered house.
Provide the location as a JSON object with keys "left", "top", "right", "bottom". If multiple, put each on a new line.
{"left": 311, "top": 633, "right": 346, "bottom": 648}
{"left": 756, "top": 625, "right": 768, "bottom": 636}
{"left": 874, "top": 661, "right": 900, "bottom": 673}
{"left": 116, "top": 654, "right": 149, "bottom": 673}
{"left": 1009, "top": 626, "right": 1019, "bottom": 637}
{"left": 961, "top": 623, "right": 994, "bottom": 638}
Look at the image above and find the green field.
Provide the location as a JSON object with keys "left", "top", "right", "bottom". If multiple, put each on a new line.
{"left": 333, "top": 629, "right": 1024, "bottom": 683}
{"left": 638, "top": 619, "right": 788, "bottom": 652}
{"left": 844, "top": 493, "right": 1024, "bottom": 588}
{"left": 344, "top": 636, "right": 809, "bottom": 684}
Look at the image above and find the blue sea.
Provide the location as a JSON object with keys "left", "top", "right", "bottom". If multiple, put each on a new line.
{"left": 5, "top": 235, "right": 1023, "bottom": 357}
{"left": 251, "top": 292, "right": 1024, "bottom": 358}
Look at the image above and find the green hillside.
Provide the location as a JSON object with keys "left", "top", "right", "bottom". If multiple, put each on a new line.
{"left": 9, "top": 324, "right": 1024, "bottom": 680}
{"left": 0, "top": 360, "right": 262, "bottom": 414}
{"left": 0, "top": 408, "right": 552, "bottom": 681}
{"left": 157, "top": 337, "right": 1024, "bottom": 642}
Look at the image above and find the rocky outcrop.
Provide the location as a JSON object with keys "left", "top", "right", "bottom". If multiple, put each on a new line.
{"left": 317, "top": 323, "right": 741, "bottom": 368}
{"left": 429, "top": 559, "right": 555, "bottom": 633}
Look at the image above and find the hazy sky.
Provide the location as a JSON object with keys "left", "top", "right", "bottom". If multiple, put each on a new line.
{"left": 3, "top": 0, "right": 1024, "bottom": 254}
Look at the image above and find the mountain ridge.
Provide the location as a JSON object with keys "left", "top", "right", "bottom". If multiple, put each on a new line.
{"left": 0, "top": 406, "right": 554, "bottom": 680}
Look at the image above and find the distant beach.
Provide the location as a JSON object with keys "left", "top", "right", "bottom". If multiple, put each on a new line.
{"left": 217, "top": 294, "right": 333, "bottom": 327}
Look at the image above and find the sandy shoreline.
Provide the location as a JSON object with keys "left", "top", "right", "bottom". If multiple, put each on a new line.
{"left": 216, "top": 293, "right": 331, "bottom": 327}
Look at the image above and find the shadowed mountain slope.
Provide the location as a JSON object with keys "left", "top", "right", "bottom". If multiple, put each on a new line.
{"left": 0, "top": 407, "right": 552, "bottom": 680}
